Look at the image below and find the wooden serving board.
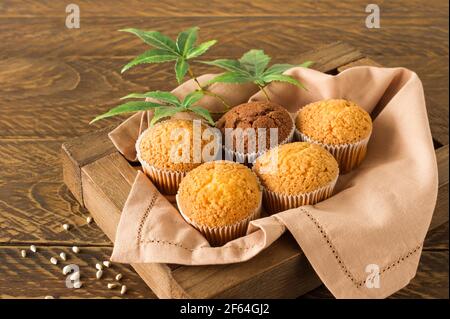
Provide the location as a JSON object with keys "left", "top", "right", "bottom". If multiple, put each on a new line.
{"left": 61, "top": 42, "right": 449, "bottom": 298}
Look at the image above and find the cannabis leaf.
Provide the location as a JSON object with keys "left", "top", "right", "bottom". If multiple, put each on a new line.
{"left": 201, "top": 50, "right": 313, "bottom": 93}
{"left": 120, "top": 27, "right": 217, "bottom": 84}
{"left": 90, "top": 90, "right": 215, "bottom": 126}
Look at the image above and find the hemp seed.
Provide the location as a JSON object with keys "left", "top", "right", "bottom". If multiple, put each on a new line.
{"left": 107, "top": 283, "right": 118, "bottom": 289}
{"left": 96, "top": 270, "right": 103, "bottom": 279}
{"left": 59, "top": 252, "right": 67, "bottom": 261}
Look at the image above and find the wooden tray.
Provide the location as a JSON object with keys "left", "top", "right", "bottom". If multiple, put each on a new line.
{"left": 61, "top": 42, "right": 449, "bottom": 298}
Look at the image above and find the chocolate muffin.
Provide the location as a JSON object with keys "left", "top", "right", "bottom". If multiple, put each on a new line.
{"left": 216, "top": 101, "right": 294, "bottom": 162}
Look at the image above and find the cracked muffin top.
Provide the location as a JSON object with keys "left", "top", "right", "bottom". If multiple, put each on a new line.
{"left": 253, "top": 142, "right": 339, "bottom": 195}
{"left": 177, "top": 161, "right": 262, "bottom": 228}
{"left": 216, "top": 101, "right": 294, "bottom": 154}
{"left": 295, "top": 99, "right": 372, "bottom": 145}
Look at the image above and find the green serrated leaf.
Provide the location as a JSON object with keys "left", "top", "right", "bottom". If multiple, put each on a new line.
{"left": 119, "top": 28, "right": 178, "bottom": 53}
{"left": 299, "top": 60, "right": 314, "bottom": 68}
{"left": 207, "top": 72, "right": 252, "bottom": 85}
{"left": 186, "top": 40, "right": 217, "bottom": 59}
{"left": 238, "top": 49, "right": 271, "bottom": 76}
{"left": 90, "top": 101, "right": 163, "bottom": 124}
{"left": 150, "top": 106, "right": 184, "bottom": 126}
{"left": 121, "top": 91, "right": 181, "bottom": 106}
{"left": 182, "top": 90, "right": 204, "bottom": 107}
{"left": 175, "top": 58, "right": 189, "bottom": 84}
{"left": 188, "top": 106, "right": 215, "bottom": 126}
{"left": 200, "top": 59, "right": 246, "bottom": 74}
{"left": 121, "top": 49, "right": 178, "bottom": 73}
{"left": 176, "top": 27, "right": 198, "bottom": 56}
{"left": 262, "top": 74, "right": 306, "bottom": 89}
{"left": 263, "top": 63, "right": 295, "bottom": 76}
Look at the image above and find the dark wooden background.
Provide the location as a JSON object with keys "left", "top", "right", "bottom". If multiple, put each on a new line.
{"left": 0, "top": 0, "right": 448, "bottom": 298}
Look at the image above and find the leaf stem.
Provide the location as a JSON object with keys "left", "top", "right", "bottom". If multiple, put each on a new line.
{"left": 187, "top": 66, "right": 203, "bottom": 91}
{"left": 203, "top": 90, "right": 231, "bottom": 110}
{"left": 259, "top": 85, "right": 271, "bottom": 102}
{"left": 187, "top": 66, "right": 231, "bottom": 110}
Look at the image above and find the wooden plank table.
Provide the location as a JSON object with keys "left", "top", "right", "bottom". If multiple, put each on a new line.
{"left": 0, "top": 0, "right": 448, "bottom": 299}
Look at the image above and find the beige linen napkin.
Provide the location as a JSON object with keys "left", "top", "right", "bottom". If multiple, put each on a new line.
{"left": 110, "top": 66, "right": 438, "bottom": 298}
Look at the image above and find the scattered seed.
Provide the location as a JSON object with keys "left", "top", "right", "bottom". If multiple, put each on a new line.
{"left": 73, "top": 281, "right": 82, "bottom": 289}
{"left": 50, "top": 257, "right": 58, "bottom": 265}
{"left": 70, "top": 271, "right": 80, "bottom": 281}
{"left": 96, "top": 270, "right": 103, "bottom": 279}
{"left": 30, "top": 245, "right": 37, "bottom": 253}
{"left": 21, "top": 250, "right": 27, "bottom": 258}
{"left": 72, "top": 246, "right": 80, "bottom": 254}
{"left": 59, "top": 252, "right": 67, "bottom": 261}
{"left": 115, "top": 273, "right": 122, "bottom": 281}
{"left": 103, "top": 261, "right": 111, "bottom": 268}
{"left": 62, "top": 265, "right": 71, "bottom": 275}
{"left": 107, "top": 283, "right": 118, "bottom": 289}
{"left": 95, "top": 263, "right": 103, "bottom": 271}
{"left": 86, "top": 216, "right": 93, "bottom": 224}
{"left": 62, "top": 223, "right": 70, "bottom": 231}
{"left": 44, "top": 296, "right": 55, "bottom": 299}
{"left": 120, "top": 285, "right": 127, "bottom": 295}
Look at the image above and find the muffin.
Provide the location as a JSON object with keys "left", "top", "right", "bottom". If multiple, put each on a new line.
{"left": 136, "top": 119, "right": 219, "bottom": 194}
{"left": 253, "top": 142, "right": 339, "bottom": 214}
{"left": 176, "top": 161, "right": 262, "bottom": 246}
{"left": 216, "top": 101, "right": 295, "bottom": 164}
{"left": 295, "top": 99, "right": 372, "bottom": 173}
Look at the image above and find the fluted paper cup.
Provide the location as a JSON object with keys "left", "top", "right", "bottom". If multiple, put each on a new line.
{"left": 295, "top": 130, "right": 371, "bottom": 174}
{"left": 136, "top": 129, "right": 187, "bottom": 195}
{"left": 176, "top": 195, "right": 262, "bottom": 247}
{"left": 263, "top": 175, "right": 338, "bottom": 214}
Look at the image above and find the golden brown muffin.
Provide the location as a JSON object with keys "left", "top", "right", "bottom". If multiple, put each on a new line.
{"left": 138, "top": 119, "right": 216, "bottom": 172}
{"left": 177, "top": 161, "right": 262, "bottom": 228}
{"left": 295, "top": 99, "right": 372, "bottom": 145}
{"left": 253, "top": 142, "right": 339, "bottom": 195}
{"left": 216, "top": 101, "right": 294, "bottom": 154}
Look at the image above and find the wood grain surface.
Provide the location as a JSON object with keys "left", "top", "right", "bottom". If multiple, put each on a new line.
{"left": 0, "top": 0, "right": 448, "bottom": 299}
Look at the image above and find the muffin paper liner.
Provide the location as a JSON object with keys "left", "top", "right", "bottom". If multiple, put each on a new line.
{"left": 176, "top": 161, "right": 264, "bottom": 246}
{"left": 136, "top": 128, "right": 188, "bottom": 195}
{"left": 224, "top": 116, "right": 296, "bottom": 165}
{"left": 262, "top": 175, "right": 338, "bottom": 214}
{"left": 295, "top": 129, "right": 371, "bottom": 173}
{"left": 176, "top": 194, "right": 263, "bottom": 247}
